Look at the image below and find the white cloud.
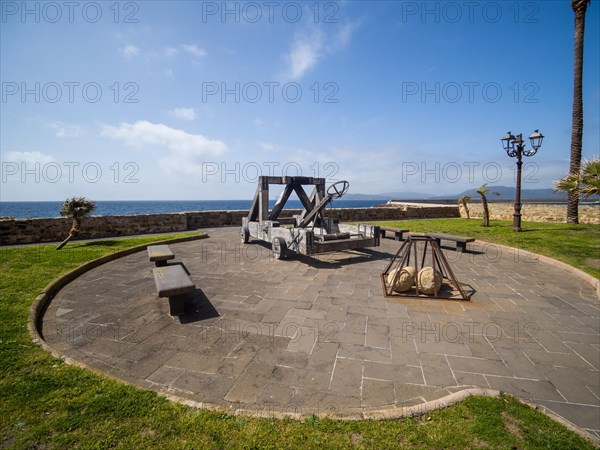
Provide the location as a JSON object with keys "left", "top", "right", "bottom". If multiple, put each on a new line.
{"left": 100, "top": 121, "right": 227, "bottom": 174}
{"left": 163, "top": 47, "right": 179, "bottom": 57}
{"left": 286, "top": 30, "right": 322, "bottom": 80}
{"left": 46, "top": 121, "right": 84, "bottom": 138}
{"left": 168, "top": 108, "right": 198, "bottom": 121}
{"left": 3, "top": 151, "right": 55, "bottom": 165}
{"left": 333, "top": 23, "right": 357, "bottom": 49}
{"left": 258, "top": 142, "right": 276, "bottom": 151}
{"left": 121, "top": 44, "right": 140, "bottom": 58}
{"left": 181, "top": 44, "right": 207, "bottom": 58}
{"left": 283, "top": 22, "right": 358, "bottom": 80}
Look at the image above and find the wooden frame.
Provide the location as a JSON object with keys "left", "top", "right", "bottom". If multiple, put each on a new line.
{"left": 241, "top": 176, "right": 380, "bottom": 259}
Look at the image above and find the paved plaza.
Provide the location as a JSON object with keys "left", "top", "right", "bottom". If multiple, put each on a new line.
{"left": 41, "top": 227, "right": 599, "bottom": 439}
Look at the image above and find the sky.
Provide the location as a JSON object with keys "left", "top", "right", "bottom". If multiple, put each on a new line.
{"left": 1, "top": 0, "right": 599, "bottom": 201}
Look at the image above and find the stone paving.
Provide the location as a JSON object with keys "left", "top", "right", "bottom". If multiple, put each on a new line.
{"left": 41, "top": 227, "right": 600, "bottom": 439}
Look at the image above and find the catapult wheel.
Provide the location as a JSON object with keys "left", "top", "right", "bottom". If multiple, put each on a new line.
{"left": 272, "top": 237, "right": 288, "bottom": 260}
{"left": 240, "top": 226, "right": 250, "bottom": 244}
{"left": 327, "top": 180, "right": 350, "bottom": 199}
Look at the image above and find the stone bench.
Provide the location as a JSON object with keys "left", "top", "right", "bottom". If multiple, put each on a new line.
{"left": 147, "top": 244, "right": 175, "bottom": 266}
{"left": 152, "top": 264, "right": 195, "bottom": 315}
{"left": 426, "top": 233, "right": 475, "bottom": 253}
{"left": 380, "top": 226, "right": 409, "bottom": 241}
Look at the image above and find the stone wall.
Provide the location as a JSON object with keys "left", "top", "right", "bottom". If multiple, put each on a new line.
{"left": 459, "top": 202, "right": 599, "bottom": 224}
{"left": 0, "top": 205, "right": 460, "bottom": 245}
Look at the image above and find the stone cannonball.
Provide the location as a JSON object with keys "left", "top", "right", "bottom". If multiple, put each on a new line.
{"left": 417, "top": 266, "right": 443, "bottom": 295}
{"left": 387, "top": 266, "right": 416, "bottom": 293}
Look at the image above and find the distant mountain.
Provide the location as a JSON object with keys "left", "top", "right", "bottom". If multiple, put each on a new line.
{"left": 343, "top": 193, "right": 389, "bottom": 201}
{"left": 346, "top": 186, "right": 598, "bottom": 202}
{"left": 345, "top": 191, "right": 434, "bottom": 201}
{"left": 379, "top": 191, "right": 435, "bottom": 200}
{"left": 447, "top": 186, "right": 568, "bottom": 201}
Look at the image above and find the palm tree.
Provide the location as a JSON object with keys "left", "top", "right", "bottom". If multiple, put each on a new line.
{"left": 555, "top": 157, "right": 600, "bottom": 199}
{"left": 475, "top": 185, "right": 499, "bottom": 227}
{"left": 458, "top": 195, "right": 472, "bottom": 219}
{"left": 567, "top": 0, "right": 591, "bottom": 223}
{"left": 56, "top": 197, "right": 97, "bottom": 250}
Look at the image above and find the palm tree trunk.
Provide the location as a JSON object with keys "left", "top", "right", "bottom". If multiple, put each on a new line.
{"left": 568, "top": 0, "right": 589, "bottom": 223}
{"left": 463, "top": 201, "right": 470, "bottom": 219}
{"left": 481, "top": 196, "right": 489, "bottom": 227}
{"left": 56, "top": 218, "right": 81, "bottom": 250}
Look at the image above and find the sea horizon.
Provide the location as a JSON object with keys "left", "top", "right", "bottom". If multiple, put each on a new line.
{"left": 0, "top": 199, "right": 387, "bottom": 219}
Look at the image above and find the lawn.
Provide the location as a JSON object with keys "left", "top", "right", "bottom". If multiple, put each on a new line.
{"left": 0, "top": 232, "right": 596, "bottom": 449}
{"left": 374, "top": 218, "right": 600, "bottom": 279}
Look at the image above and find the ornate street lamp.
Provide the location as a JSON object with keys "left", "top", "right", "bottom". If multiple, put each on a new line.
{"left": 501, "top": 130, "right": 544, "bottom": 232}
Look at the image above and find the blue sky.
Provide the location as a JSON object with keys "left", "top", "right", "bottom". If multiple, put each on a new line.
{"left": 1, "top": 0, "right": 599, "bottom": 201}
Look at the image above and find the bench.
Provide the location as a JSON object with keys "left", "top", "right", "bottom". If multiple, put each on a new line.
{"left": 152, "top": 265, "right": 195, "bottom": 315}
{"left": 148, "top": 244, "right": 175, "bottom": 266}
{"left": 426, "top": 233, "right": 475, "bottom": 253}
{"left": 380, "top": 226, "right": 409, "bottom": 241}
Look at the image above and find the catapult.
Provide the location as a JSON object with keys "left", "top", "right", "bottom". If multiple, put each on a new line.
{"left": 241, "top": 176, "right": 380, "bottom": 260}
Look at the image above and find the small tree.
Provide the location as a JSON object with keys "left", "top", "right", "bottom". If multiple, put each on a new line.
{"left": 56, "top": 197, "right": 97, "bottom": 250}
{"left": 475, "top": 184, "right": 499, "bottom": 227}
{"left": 555, "top": 157, "right": 600, "bottom": 199}
{"left": 458, "top": 195, "right": 472, "bottom": 219}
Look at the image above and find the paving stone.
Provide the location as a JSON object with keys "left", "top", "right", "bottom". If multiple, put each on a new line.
{"left": 338, "top": 343, "right": 392, "bottom": 363}
{"left": 336, "top": 331, "right": 366, "bottom": 346}
{"left": 544, "top": 367, "right": 600, "bottom": 404}
{"left": 523, "top": 349, "right": 595, "bottom": 369}
{"left": 415, "top": 340, "right": 472, "bottom": 357}
{"left": 269, "top": 365, "right": 331, "bottom": 391}
{"left": 344, "top": 313, "right": 367, "bottom": 334}
{"left": 486, "top": 375, "right": 565, "bottom": 402}
{"left": 365, "top": 323, "right": 390, "bottom": 349}
{"left": 446, "top": 355, "right": 512, "bottom": 377}
{"left": 129, "top": 349, "right": 179, "bottom": 379}
{"left": 287, "top": 326, "right": 318, "bottom": 353}
{"left": 306, "top": 342, "right": 339, "bottom": 373}
{"left": 225, "top": 361, "right": 274, "bottom": 404}
{"left": 453, "top": 371, "right": 489, "bottom": 387}
{"left": 394, "top": 383, "right": 445, "bottom": 405}
{"left": 255, "top": 348, "right": 309, "bottom": 369}
{"left": 146, "top": 366, "right": 184, "bottom": 386}
{"left": 419, "top": 353, "right": 456, "bottom": 386}
{"left": 537, "top": 400, "right": 600, "bottom": 434}
{"left": 166, "top": 351, "right": 228, "bottom": 374}
{"left": 361, "top": 378, "right": 395, "bottom": 407}
{"left": 172, "top": 371, "right": 235, "bottom": 404}
{"left": 566, "top": 342, "right": 600, "bottom": 370}
{"left": 329, "top": 358, "right": 362, "bottom": 395}
{"left": 363, "top": 361, "right": 423, "bottom": 384}
{"left": 390, "top": 336, "right": 420, "bottom": 366}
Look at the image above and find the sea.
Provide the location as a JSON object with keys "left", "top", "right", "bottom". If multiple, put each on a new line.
{"left": 0, "top": 200, "right": 385, "bottom": 219}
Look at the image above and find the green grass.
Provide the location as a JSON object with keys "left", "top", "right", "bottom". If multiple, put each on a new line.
{"left": 375, "top": 218, "right": 600, "bottom": 279}
{"left": 1, "top": 232, "right": 597, "bottom": 449}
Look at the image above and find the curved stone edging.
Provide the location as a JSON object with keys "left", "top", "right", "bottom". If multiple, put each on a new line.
{"left": 27, "top": 234, "right": 599, "bottom": 446}
{"left": 28, "top": 233, "right": 209, "bottom": 354}
{"left": 473, "top": 240, "right": 600, "bottom": 300}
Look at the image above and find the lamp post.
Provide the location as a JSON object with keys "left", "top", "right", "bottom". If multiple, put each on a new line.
{"left": 501, "top": 130, "right": 544, "bottom": 232}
